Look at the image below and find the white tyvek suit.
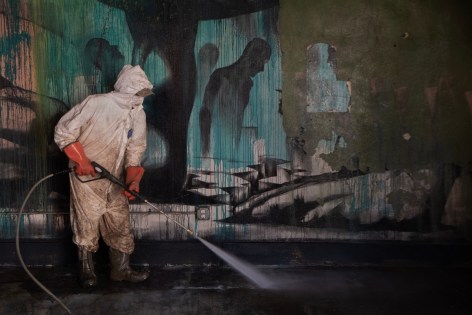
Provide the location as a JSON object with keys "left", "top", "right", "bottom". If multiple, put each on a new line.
{"left": 54, "top": 65, "right": 152, "bottom": 254}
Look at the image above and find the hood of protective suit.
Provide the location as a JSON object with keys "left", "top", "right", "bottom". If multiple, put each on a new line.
{"left": 114, "top": 65, "right": 153, "bottom": 95}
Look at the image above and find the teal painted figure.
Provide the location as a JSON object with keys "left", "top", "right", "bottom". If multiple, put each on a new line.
{"left": 199, "top": 38, "right": 272, "bottom": 161}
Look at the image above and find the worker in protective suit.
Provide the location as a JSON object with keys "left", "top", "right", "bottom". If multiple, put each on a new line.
{"left": 54, "top": 65, "right": 153, "bottom": 288}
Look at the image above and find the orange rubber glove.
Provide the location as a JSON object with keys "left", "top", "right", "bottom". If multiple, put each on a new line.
{"left": 122, "top": 166, "right": 144, "bottom": 200}
{"left": 63, "top": 142, "right": 96, "bottom": 176}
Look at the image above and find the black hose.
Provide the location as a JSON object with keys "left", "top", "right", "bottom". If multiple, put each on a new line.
{"left": 15, "top": 169, "right": 73, "bottom": 315}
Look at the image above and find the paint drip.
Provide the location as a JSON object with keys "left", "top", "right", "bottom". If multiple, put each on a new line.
{"left": 197, "top": 237, "right": 275, "bottom": 289}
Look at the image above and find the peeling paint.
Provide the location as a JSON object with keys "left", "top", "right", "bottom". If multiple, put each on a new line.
{"left": 306, "top": 43, "right": 350, "bottom": 112}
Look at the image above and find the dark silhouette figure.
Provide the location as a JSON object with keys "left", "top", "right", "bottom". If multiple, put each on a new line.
{"left": 199, "top": 38, "right": 271, "bottom": 157}
{"left": 83, "top": 38, "right": 125, "bottom": 93}
{"left": 98, "top": 0, "right": 279, "bottom": 199}
{"left": 197, "top": 43, "right": 220, "bottom": 95}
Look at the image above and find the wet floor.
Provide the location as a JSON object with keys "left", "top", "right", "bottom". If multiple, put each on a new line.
{"left": 1, "top": 263, "right": 471, "bottom": 315}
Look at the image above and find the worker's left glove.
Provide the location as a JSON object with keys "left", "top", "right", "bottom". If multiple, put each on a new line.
{"left": 123, "top": 166, "right": 144, "bottom": 200}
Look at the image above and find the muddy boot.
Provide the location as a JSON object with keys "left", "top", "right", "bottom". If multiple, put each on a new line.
{"left": 109, "top": 247, "right": 150, "bottom": 282}
{"left": 78, "top": 247, "right": 97, "bottom": 288}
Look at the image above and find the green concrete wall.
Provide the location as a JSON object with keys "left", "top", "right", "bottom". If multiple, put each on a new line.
{"left": 280, "top": 0, "right": 472, "bottom": 172}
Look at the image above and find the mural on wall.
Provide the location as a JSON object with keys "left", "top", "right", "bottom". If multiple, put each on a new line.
{"left": 199, "top": 37, "right": 272, "bottom": 159}
{"left": 279, "top": 0, "right": 472, "bottom": 241}
{"left": 1, "top": 0, "right": 471, "bottom": 242}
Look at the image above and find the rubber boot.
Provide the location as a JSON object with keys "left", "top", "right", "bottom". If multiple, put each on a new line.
{"left": 78, "top": 247, "right": 97, "bottom": 288}
{"left": 109, "top": 247, "right": 150, "bottom": 282}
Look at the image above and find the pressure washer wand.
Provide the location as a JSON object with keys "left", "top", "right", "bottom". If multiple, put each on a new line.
{"left": 91, "top": 162, "right": 194, "bottom": 237}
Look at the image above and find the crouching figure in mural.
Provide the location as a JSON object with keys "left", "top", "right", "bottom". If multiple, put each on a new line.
{"left": 54, "top": 65, "right": 153, "bottom": 288}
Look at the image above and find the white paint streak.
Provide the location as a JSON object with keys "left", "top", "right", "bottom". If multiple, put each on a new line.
{"left": 442, "top": 175, "right": 472, "bottom": 227}
{"left": 252, "top": 180, "right": 350, "bottom": 217}
{"left": 302, "top": 196, "right": 348, "bottom": 223}
{"left": 253, "top": 139, "right": 266, "bottom": 164}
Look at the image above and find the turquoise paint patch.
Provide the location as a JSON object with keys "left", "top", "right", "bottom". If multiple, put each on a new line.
{"left": 306, "top": 43, "right": 350, "bottom": 112}
{"left": 188, "top": 10, "right": 287, "bottom": 172}
{"left": 1, "top": 1, "right": 25, "bottom": 81}
{"left": 0, "top": 33, "right": 30, "bottom": 81}
{"left": 317, "top": 131, "right": 347, "bottom": 153}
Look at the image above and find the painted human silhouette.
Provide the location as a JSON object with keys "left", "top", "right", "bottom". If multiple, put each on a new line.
{"left": 82, "top": 38, "right": 125, "bottom": 94}
{"left": 199, "top": 38, "right": 271, "bottom": 158}
{"left": 197, "top": 43, "right": 220, "bottom": 98}
{"left": 99, "top": 0, "right": 279, "bottom": 199}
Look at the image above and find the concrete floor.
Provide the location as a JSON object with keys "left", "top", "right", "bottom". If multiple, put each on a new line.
{"left": 1, "top": 262, "right": 471, "bottom": 315}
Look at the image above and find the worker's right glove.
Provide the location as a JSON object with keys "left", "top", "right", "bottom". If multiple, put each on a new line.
{"left": 63, "top": 142, "right": 96, "bottom": 176}
{"left": 123, "top": 166, "right": 144, "bottom": 200}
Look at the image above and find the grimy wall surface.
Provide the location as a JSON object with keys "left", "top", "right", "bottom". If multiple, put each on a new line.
{"left": 1, "top": 0, "right": 471, "bottom": 243}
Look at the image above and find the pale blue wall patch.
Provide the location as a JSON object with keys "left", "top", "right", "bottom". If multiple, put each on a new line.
{"left": 306, "top": 43, "right": 350, "bottom": 112}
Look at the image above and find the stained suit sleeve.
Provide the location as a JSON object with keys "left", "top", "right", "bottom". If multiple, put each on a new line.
{"left": 54, "top": 96, "right": 95, "bottom": 150}
{"left": 124, "top": 108, "right": 147, "bottom": 168}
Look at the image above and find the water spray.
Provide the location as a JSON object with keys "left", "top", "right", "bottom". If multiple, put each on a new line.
{"left": 90, "top": 162, "right": 274, "bottom": 288}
